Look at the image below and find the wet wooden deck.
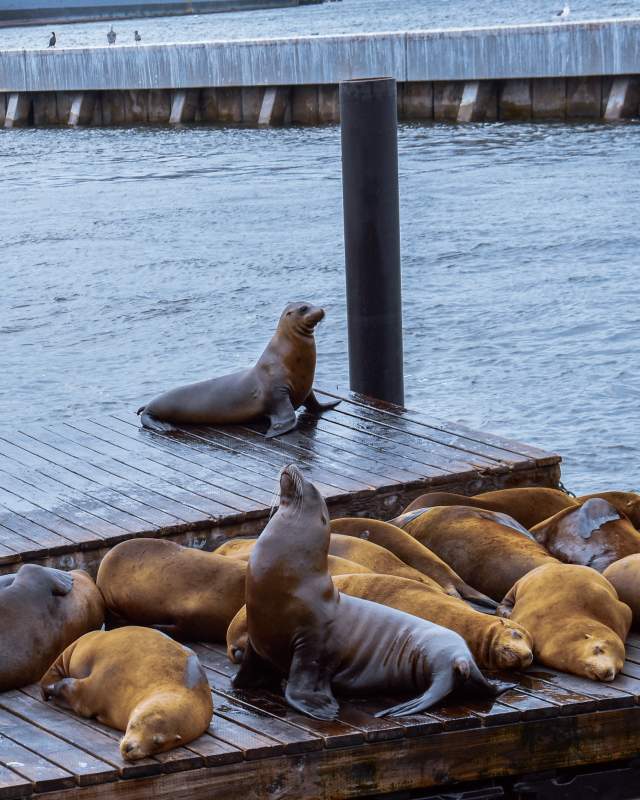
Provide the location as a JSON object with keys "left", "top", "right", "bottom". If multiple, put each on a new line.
{"left": 0, "top": 388, "right": 560, "bottom": 575}
{"left": 2, "top": 635, "right": 640, "bottom": 800}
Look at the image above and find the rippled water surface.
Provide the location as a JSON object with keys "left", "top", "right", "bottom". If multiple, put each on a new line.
{"left": 1, "top": 0, "right": 640, "bottom": 49}
{"left": 1, "top": 121, "right": 639, "bottom": 493}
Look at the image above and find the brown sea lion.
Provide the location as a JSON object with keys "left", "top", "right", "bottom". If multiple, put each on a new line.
{"left": 329, "top": 517, "right": 497, "bottom": 608}
{"left": 0, "top": 565, "right": 104, "bottom": 692}
{"left": 234, "top": 465, "right": 502, "bottom": 719}
{"left": 227, "top": 573, "right": 533, "bottom": 670}
{"left": 137, "top": 302, "right": 339, "bottom": 436}
{"left": 214, "top": 534, "right": 444, "bottom": 589}
{"left": 498, "top": 563, "right": 631, "bottom": 681}
{"left": 578, "top": 491, "right": 640, "bottom": 530}
{"left": 392, "top": 506, "right": 556, "bottom": 601}
{"left": 403, "top": 487, "right": 577, "bottom": 529}
{"left": 41, "top": 627, "right": 213, "bottom": 761}
{"left": 604, "top": 555, "right": 640, "bottom": 628}
{"left": 530, "top": 498, "right": 640, "bottom": 572}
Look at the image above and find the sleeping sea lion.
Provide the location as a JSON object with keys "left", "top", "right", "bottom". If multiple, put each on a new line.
{"left": 41, "top": 627, "right": 213, "bottom": 761}
{"left": 137, "top": 302, "right": 339, "bottom": 436}
{"left": 530, "top": 498, "right": 640, "bottom": 572}
{"left": 498, "top": 563, "right": 631, "bottom": 681}
{"left": 329, "top": 517, "right": 497, "bottom": 608}
{"left": 403, "top": 487, "right": 577, "bottom": 529}
{"left": 577, "top": 491, "right": 640, "bottom": 530}
{"left": 227, "top": 573, "right": 533, "bottom": 670}
{"left": 0, "top": 565, "right": 104, "bottom": 692}
{"left": 604, "top": 555, "right": 640, "bottom": 628}
{"left": 392, "top": 506, "right": 556, "bottom": 601}
{"left": 234, "top": 464, "right": 502, "bottom": 719}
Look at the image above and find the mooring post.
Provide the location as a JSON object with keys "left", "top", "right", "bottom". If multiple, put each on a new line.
{"left": 340, "top": 77, "right": 404, "bottom": 406}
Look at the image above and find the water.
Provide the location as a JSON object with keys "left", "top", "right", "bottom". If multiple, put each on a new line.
{"left": 1, "top": 0, "right": 640, "bottom": 49}
{"left": 1, "top": 121, "right": 639, "bottom": 494}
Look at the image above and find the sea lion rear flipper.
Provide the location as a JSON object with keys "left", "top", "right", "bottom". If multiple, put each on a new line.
{"left": 458, "top": 583, "right": 498, "bottom": 612}
{"left": 284, "top": 642, "right": 339, "bottom": 720}
{"left": 139, "top": 411, "right": 177, "bottom": 433}
{"left": 376, "top": 670, "right": 456, "bottom": 717}
{"left": 232, "top": 641, "right": 281, "bottom": 690}
{"left": 265, "top": 395, "right": 297, "bottom": 438}
{"left": 303, "top": 390, "right": 341, "bottom": 414}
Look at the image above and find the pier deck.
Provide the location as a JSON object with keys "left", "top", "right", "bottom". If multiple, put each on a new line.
{"left": 0, "top": 388, "right": 560, "bottom": 576}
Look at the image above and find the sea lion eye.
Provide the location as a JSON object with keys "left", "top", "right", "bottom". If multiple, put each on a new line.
{"left": 299, "top": 305, "right": 309, "bottom": 314}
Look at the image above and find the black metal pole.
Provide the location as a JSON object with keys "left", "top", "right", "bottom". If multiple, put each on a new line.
{"left": 340, "top": 77, "right": 404, "bottom": 407}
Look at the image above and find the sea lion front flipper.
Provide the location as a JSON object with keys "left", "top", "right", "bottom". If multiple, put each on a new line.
{"left": 265, "top": 394, "right": 297, "bottom": 438}
{"left": 458, "top": 583, "right": 498, "bottom": 612}
{"left": 284, "top": 642, "right": 339, "bottom": 720}
{"left": 45, "top": 567, "right": 74, "bottom": 596}
{"left": 303, "top": 390, "right": 341, "bottom": 413}
{"left": 232, "top": 641, "right": 281, "bottom": 690}
{"left": 138, "top": 410, "right": 177, "bottom": 433}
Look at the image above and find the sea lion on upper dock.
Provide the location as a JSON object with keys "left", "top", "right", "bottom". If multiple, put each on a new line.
{"left": 392, "top": 506, "right": 556, "bottom": 601}
{"left": 530, "top": 498, "right": 640, "bottom": 572}
{"left": 498, "top": 563, "right": 631, "bottom": 681}
{"left": 402, "top": 487, "right": 577, "bottom": 530}
{"left": 137, "top": 302, "right": 339, "bottom": 437}
{"left": 235, "top": 464, "right": 502, "bottom": 719}
{"left": 41, "top": 627, "right": 213, "bottom": 761}
{"left": 577, "top": 491, "right": 640, "bottom": 530}
{"left": 0, "top": 565, "right": 104, "bottom": 692}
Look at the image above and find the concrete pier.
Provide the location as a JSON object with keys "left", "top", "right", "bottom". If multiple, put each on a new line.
{"left": 0, "top": 19, "right": 638, "bottom": 127}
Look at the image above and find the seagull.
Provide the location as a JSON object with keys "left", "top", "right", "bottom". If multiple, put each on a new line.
{"left": 107, "top": 26, "right": 117, "bottom": 45}
{"left": 134, "top": 30, "right": 142, "bottom": 43}
{"left": 48, "top": 31, "right": 56, "bottom": 48}
{"left": 556, "top": 4, "right": 570, "bottom": 19}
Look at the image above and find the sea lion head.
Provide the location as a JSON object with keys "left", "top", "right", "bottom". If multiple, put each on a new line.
{"left": 278, "top": 464, "right": 328, "bottom": 524}
{"left": 487, "top": 618, "right": 534, "bottom": 670}
{"left": 573, "top": 628, "right": 626, "bottom": 682}
{"left": 120, "top": 695, "right": 183, "bottom": 761}
{"left": 279, "top": 302, "right": 325, "bottom": 337}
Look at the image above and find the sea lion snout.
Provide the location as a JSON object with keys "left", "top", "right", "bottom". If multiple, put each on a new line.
{"left": 282, "top": 302, "right": 325, "bottom": 334}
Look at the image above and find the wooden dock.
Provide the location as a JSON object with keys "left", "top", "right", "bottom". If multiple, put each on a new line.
{"left": 0, "top": 389, "right": 560, "bottom": 575}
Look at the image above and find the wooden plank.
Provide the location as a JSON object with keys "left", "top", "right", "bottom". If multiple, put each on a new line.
{"left": 0, "top": 731, "right": 74, "bottom": 793}
{"left": 0, "top": 763, "right": 30, "bottom": 800}
{"left": 493, "top": 671, "right": 598, "bottom": 715}
{"left": 0, "top": 514, "right": 68, "bottom": 555}
{"left": 524, "top": 666, "right": 635, "bottom": 707}
{"left": 207, "top": 716, "right": 285, "bottom": 760}
{"left": 494, "top": 687, "right": 557, "bottom": 720}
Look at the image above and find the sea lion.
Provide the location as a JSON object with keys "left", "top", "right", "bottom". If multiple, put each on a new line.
{"left": 329, "top": 517, "right": 497, "bottom": 608}
{"left": 41, "top": 627, "right": 213, "bottom": 761}
{"left": 498, "top": 563, "right": 631, "bottom": 681}
{"left": 604, "top": 555, "right": 640, "bottom": 628}
{"left": 392, "top": 506, "right": 556, "bottom": 601}
{"left": 0, "top": 565, "right": 104, "bottom": 692}
{"left": 530, "top": 498, "right": 640, "bottom": 572}
{"left": 214, "top": 533, "right": 444, "bottom": 589}
{"left": 234, "top": 464, "right": 501, "bottom": 719}
{"left": 403, "top": 487, "right": 577, "bottom": 529}
{"left": 137, "top": 302, "right": 339, "bottom": 436}
{"left": 577, "top": 491, "right": 640, "bottom": 530}
{"left": 227, "top": 573, "right": 533, "bottom": 670}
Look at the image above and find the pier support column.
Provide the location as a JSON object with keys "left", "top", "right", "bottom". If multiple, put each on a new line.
{"left": 148, "top": 90, "right": 171, "bottom": 123}
{"left": 292, "top": 86, "right": 319, "bottom": 125}
{"left": 566, "top": 77, "right": 601, "bottom": 119}
{"left": 170, "top": 90, "right": 186, "bottom": 124}
{"left": 32, "top": 92, "right": 58, "bottom": 126}
{"left": 499, "top": 80, "right": 532, "bottom": 121}
{"left": 201, "top": 88, "right": 218, "bottom": 122}
{"left": 457, "top": 81, "right": 497, "bottom": 122}
{"left": 4, "top": 93, "right": 31, "bottom": 128}
{"left": 604, "top": 77, "right": 640, "bottom": 120}
{"left": 68, "top": 93, "right": 84, "bottom": 126}
{"left": 402, "top": 82, "right": 433, "bottom": 120}
{"left": 0, "top": 94, "right": 5, "bottom": 127}
{"left": 241, "top": 88, "right": 264, "bottom": 124}
{"left": 318, "top": 85, "right": 339, "bottom": 123}
{"left": 217, "top": 88, "right": 242, "bottom": 123}
{"left": 532, "top": 78, "right": 566, "bottom": 120}
{"left": 434, "top": 82, "right": 464, "bottom": 121}
{"left": 258, "top": 87, "right": 289, "bottom": 126}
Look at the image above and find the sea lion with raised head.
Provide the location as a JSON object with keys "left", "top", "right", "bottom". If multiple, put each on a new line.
{"left": 530, "top": 498, "right": 640, "bottom": 572}
{"left": 498, "top": 563, "right": 631, "bottom": 681}
{"left": 41, "top": 627, "right": 213, "bottom": 761}
{"left": 604, "top": 555, "right": 640, "bottom": 628}
{"left": 227, "top": 573, "right": 533, "bottom": 671}
{"left": 403, "top": 487, "right": 577, "bottom": 530}
{"left": 329, "top": 517, "right": 497, "bottom": 608}
{"left": 137, "top": 302, "right": 339, "bottom": 436}
{"left": 577, "top": 491, "right": 640, "bottom": 531}
{"left": 0, "top": 565, "right": 104, "bottom": 692}
{"left": 234, "top": 465, "right": 503, "bottom": 719}
{"left": 392, "top": 506, "right": 557, "bottom": 601}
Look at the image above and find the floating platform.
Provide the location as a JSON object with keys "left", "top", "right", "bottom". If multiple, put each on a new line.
{"left": 0, "top": 388, "right": 560, "bottom": 576}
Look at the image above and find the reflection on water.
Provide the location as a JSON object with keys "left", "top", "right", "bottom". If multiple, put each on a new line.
{"left": 1, "top": 0, "right": 640, "bottom": 49}
{"left": 1, "top": 121, "right": 639, "bottom": 494}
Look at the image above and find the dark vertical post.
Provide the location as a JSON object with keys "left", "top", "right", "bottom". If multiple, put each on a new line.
{"left": 340, "top": 77, "right": 404, "bottom": 406}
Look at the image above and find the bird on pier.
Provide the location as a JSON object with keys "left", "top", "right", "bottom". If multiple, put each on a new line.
{"left": 107, "top": 26, "right": 117, "bottom": 45}
{"left": 48, "top": 32, "right": 56, "bottom": 48}
{"left": 134, "top": 30, "right": 142, "bottom": 43}
{"left": 555, "top": 3, "right": 570, "bottom": 19}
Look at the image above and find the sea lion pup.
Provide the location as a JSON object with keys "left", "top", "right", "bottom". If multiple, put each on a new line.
{"left": 329, "top": 517, "right": 497, "bottom": 608}
{"left": 0, "top": 565, "right": 104, "bottom": 692}
{"left": 530, "top": 498, "right": 640, "bottom": 572}
{"left": 227, "top": 574, "right": 533, "bottom": 670}
{"left": 497, "top": 563, "right": 631, "bottom": 681}
{"left": 392, "top": 506, "right": 556, "bottom": 602}
{"left": 41, "top": 627, "right": 213, "bottom": 761}
{"left": 234, "top": 464, "right": 501, "bottom": 719}
{"left": 137, "top": 302, "right": 339, "bottom": 436}
{"left": 403, "top": 487, "right": 577, "bottom": 529}
{"left": 214, "top": 534, "right": 444, "bottom": 589}
{"left": 604, "top": 555, "right": 640, "bottom": 628}
{"left": 578, "top": 491, "right": 640, "bottom": 530}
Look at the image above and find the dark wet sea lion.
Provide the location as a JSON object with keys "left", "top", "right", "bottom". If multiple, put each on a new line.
{"left": 577, "top": 491, "right": 640, "bottom": 530}
{"left": 392, "top": 506, "right": 556, "bottom": 601}
{"left": 604, "top": 555, "right": 640, "bottom": 628}
{"left": 41, "top": 627, "right": 213, "bottom": 761}
{"left": 498, "top": 563, "right": 631, "bottom": 681}
{"left": 329, "top": 517, "right": 497, "bottom": 608}
{"left": 137, "top": 302, "right": 339, "bottom": 437}
{"left": 234, "top": 465, "right": 502, "bottom": 719}
{"left": 227, "top": 573, "right": 533, "bottom": 670}
{"left": 403, "top": 487, "right": 577, "bottom": 529}
{"left": 530, "top": 498, "right": 640, "bottom": 572}
{"left": 0, "top": 565, "right": 104, "bottom": 692}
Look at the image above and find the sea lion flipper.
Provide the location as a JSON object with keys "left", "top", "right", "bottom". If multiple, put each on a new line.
{"left": 139, "top": 411, "right": 177, "bottom": 433}
{"left": 496, "top": 583, "right": 517, "bottom": 619}
{"left": 284, "top": 642, "right": 339, "bottom": 720}
{"left": 458, "top": 583, "right": 499, "bottom": 612}
{"left": 46, "top": 567, "right": 74, "bottom": 596}
{"left": 265, "top": 395, "right": 297, "bottom": 439}
{"left": 376, "top": 670, "right": 456, "bottom": 717}
{"left": 303, "top": 390, "right": 341, "bottom": 414}
{"left": 232, "top": 641, "right": 281, "bottom": 690}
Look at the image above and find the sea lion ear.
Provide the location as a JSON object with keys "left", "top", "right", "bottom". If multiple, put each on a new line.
{"left": 174, "top": 734, "right": 182, "bottom": 742}
{"left": 584, "top": 633, "right": 593, "bottom": 640}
